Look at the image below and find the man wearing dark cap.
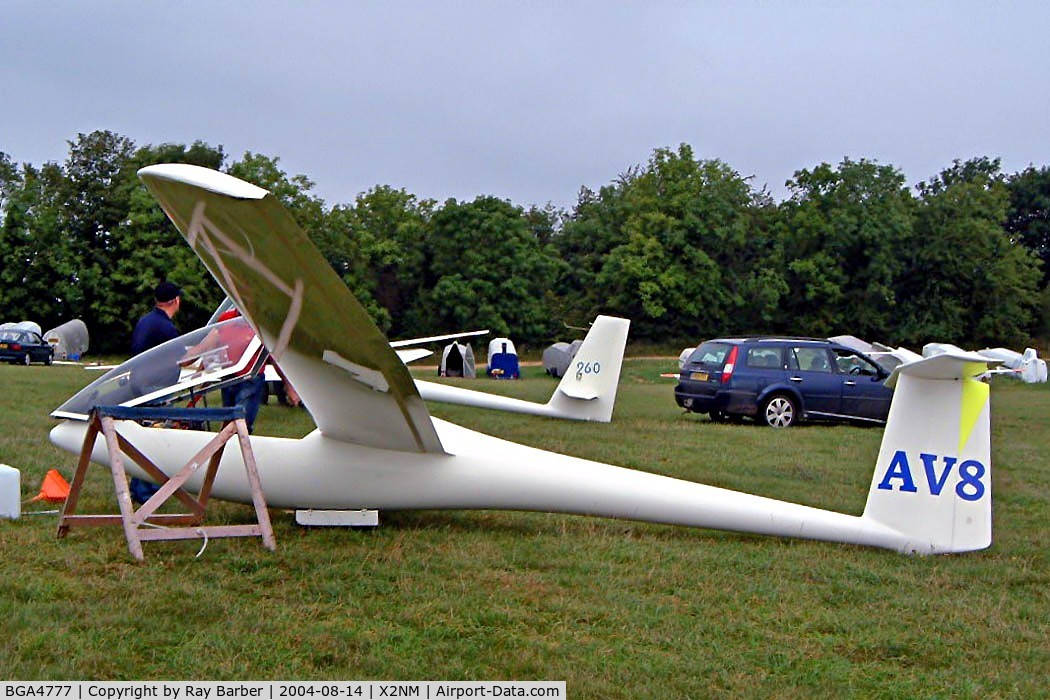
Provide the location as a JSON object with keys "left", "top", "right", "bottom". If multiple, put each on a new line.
{"left": 128, "top": 281, "right": 183, "bottom": 503}
{"left": 131, "top": 281, "right": 182, "bottom": 355}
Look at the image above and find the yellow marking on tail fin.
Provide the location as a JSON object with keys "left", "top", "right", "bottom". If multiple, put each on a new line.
{"left": 958, "top": 370, "right": 989, "bottom": 453}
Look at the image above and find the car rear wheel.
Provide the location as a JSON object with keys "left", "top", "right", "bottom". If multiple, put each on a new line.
{"left": 762, "top": 394, "right": 797, "bottom": 428}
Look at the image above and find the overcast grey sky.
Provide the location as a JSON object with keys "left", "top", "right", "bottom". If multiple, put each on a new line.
{"left": 2, "top": 1, "right": 1048, "bottom": 209}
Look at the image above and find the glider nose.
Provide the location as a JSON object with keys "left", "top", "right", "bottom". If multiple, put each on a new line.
{"left": 50, "top": 420, "right": 88, "bottom": 453}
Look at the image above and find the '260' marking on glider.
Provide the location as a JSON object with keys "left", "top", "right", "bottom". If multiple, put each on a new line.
{"left": 876, "top": 450, "right": 986, "bottom": 501}
{"left": 575, "top": 361, "right": 601, "bottom": 381}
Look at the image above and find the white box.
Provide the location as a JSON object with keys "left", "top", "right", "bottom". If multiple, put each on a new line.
{"left": 295, "top": 509, "right": 379, "bottom": 527}
{"left": 0, "top": 465, "right": 21, "bottom": 519}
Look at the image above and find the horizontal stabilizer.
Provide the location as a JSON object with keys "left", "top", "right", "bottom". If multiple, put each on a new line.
{"left": 396, "top": 348, "right": 433, "bottom": 364}
{"left": 558, "top": 384, "right": 599, "bottom": 400}
{"left": 886, "top": 350, "right": 1001, "bottom": 386}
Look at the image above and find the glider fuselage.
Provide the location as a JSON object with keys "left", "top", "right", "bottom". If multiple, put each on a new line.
{"left": 50, "top": 417, "right": 913, "bottom": 552}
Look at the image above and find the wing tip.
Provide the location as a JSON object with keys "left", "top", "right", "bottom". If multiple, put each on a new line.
{"left": 138, "top": 164, "right": 269, "bottom": 200}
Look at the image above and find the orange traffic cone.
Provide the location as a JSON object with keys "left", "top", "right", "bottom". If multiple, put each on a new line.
{"left": 31, "top": 469, "right": 70, "bottom": 503}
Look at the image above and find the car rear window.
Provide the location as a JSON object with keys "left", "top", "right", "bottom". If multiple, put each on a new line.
{"left": 688, "top": 342, "right": 732, "bottom": 368}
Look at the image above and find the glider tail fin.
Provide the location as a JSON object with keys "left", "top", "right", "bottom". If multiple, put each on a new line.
{"left": 861, "top": 352, "right": 998, "bottom": 553}
{"left": 546, "top": 315, "right": 630, "bottom": 423}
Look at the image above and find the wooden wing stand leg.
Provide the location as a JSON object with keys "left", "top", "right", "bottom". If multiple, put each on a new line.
{"left": 57, "top": 405, "right": 276, "bottom": 562}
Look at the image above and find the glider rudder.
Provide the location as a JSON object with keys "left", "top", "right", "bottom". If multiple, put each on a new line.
{"left": 546, "top": 315, "right": 630, "bottom": 422}
{"left": 862, "top": 352, "right": 997, "bottom": 553}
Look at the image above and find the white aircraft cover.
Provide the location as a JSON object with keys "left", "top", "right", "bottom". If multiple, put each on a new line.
{"left": 43, "top": 319, "right": 89, "bottom": 360}
{"left": 138, "top": 164, "right": 444, "bottom": 455}
{"left": 8, "top": 321, "right": 42, "bottom": 336}
{"left": 487, "top": 337, "right": 517, "bottom": 360}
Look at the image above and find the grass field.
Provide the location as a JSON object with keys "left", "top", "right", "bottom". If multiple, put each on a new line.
{"left": 0, "top": 360, "right": 1047, "bottom": 695}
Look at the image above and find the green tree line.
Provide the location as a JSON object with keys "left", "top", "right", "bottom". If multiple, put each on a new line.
{"left": 1, "top": 132, "right": 1048, "bottom": 354}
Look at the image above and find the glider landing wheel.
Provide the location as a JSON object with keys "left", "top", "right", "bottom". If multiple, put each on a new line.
{"left": 762, "top": 395, "right": 796, "bottom": 428}
{"left": 23, "top": 352, "right": 31, "bottom": 366}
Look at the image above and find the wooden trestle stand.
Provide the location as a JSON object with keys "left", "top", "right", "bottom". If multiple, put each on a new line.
{"left": 57, "top": 405, "right": 276, "bottom": 561}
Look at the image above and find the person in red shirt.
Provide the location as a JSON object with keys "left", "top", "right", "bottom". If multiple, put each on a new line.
{"left": 185, "top": 309, "right": 300, "bottom": 431}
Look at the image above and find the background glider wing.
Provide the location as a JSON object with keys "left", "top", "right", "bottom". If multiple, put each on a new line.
{"left": 389, "top": 330, "right": 488, "bottom": 348}
{"left": 138, "top": 164, "right": 444, "bottom": 455}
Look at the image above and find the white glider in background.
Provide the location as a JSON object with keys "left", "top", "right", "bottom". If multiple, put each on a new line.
{"left": 211, "top": 296, "right": 485, "bottom": 372}
{"left": 415, "top": 314, "right": 628, "bottom": 423}
{"left": 49, "top": 165, "right": 1001, "bottom": 554}
{"left": 976, "top": 346, "right": 1047, "bottom": 384}
{"left": 209, "top": 296, "right": 628, "bottom": 422}
{"left": 829, "top": 334, "right": 921, "bottom": 371}
{"left": 68, "top": 315, "right": 624, "bottom": 423}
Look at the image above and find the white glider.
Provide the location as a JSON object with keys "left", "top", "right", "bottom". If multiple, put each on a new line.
{"left": 49, "top": 164, "right": 1001, "bottom": 554}
{"left": 212, "top": 298, "right": 627, "bottom": 422}
{"left": 977, "top": 346, "right": 1047, "bottom": 384}
{"left": 64, "top": 316, "right": 625, "bottom": 424}
{"left": 212, "top": 296, "right": 487, "bottom": 383}
{"left": 415, "top": 314, "right": 627, "bottom": 423}
{"left": 829, "top": 334, "right": 921, "bottom": 371}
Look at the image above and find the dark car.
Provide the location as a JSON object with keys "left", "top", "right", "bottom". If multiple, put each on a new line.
{"left": 0, "top": 329, "right": 54, "bottom": 365}
{"left": 675, "top": 337, "right": 892, "bottom": 427}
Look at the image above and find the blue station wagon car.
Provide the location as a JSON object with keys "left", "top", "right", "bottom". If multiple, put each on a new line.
{"left": 0, "top": 329, "right": 54, "bottom": 365}
{"left": 675, "top": 337, "right": 893, "bottom": 427}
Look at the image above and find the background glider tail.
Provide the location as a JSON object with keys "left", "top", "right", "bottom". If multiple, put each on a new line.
{"left": 546, "top": 315, "right": 630, "bottom": 422}
{"left": 861, "top": 352, "right": 998, "bottom": 553}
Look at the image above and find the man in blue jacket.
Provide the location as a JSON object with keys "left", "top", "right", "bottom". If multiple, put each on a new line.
{"left": 128, "top": 280, "right": 182, "bottom": 503}
{"left": 131, "top": 281, "right": 182, "bottom": 355}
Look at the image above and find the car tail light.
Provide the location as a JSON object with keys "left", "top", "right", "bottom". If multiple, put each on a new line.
{"left": 721, "top": 346, "right": 738, "bottom": 384}
{"left": 10, "top": 344, "right": 21, "bottom": 351}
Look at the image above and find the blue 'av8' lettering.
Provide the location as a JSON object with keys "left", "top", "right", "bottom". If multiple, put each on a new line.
{"left": 956, "top": 459, "right": 986, "bottom": 501}
{"left": 919, "top": 452, "right": 956, "bottom": 495}
{"left": 877, "top": 450, "right": 986, "bottom": 501}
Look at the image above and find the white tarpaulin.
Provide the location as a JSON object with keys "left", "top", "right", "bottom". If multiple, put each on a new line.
{"left": 43, "top": 319, "right": 89, "bottom": 360}
{"left": 1, "top": 320, "right": 42, "bottom": 336}
{"left": 543, "top": 339, "right": 582, "bottom": 378}
{"left": 439, "top": 341, "right": 476, "bottom": 378}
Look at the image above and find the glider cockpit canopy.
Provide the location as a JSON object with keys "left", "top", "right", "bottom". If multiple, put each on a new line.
{"left": 51, "top": 317, "right": 265, "bottom": 421}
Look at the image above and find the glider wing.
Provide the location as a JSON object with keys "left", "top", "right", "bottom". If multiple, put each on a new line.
{"left": 138, "top": 164, "right": 444, "bottom": 455}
